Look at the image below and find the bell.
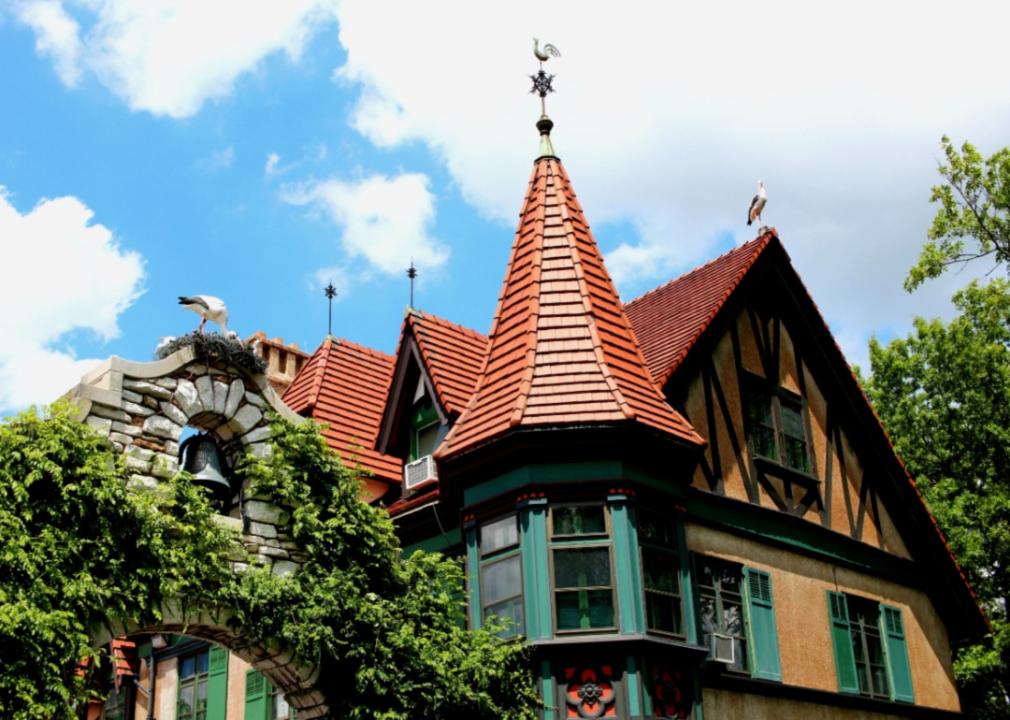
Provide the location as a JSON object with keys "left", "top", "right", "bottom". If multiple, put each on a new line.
{"left": 179, "top": 434, "right": 232, "bottom": 504}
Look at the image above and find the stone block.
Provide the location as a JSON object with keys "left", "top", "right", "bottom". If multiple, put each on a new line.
{"left": 231, "top": 404, "right": 262, "bottom": 434}
{"left": 242, "top": 425, "right": 272, "bottom": 444}
{"left": 126, "top": 455, "right": 151, "bottom": 472}
{"left": 164, "top": 440, "right": 179, "bottom": 456}
{"left": 90, "top": 404, "right": 132, "bottom": 423}
{"left": 247, "top": 520, "right": 278, "bottom": 538}
{"left": 160, "top": 401, "right": 187, "bottom": 426}
{"left": 248, "top": 442, "right": 271, "bottom": 459}
{"left": 122, "top": 401, "right": 154, "bottom": 417}
{"left": 111, "top": 421, "right": 142, "bottom": 436}
{"left": 212, "top": 381, "right": 228, "bottom": 415}
{"left": 122, "top": 389, "right": 143, "bottom": 404}
{"left": 109, "top": 432, "right": 133, "bottom": 445}
{"left": 127, "top": 475, "right": 158, "bottom": 490}
{"left": 173, "top": 379, "right": 200, "bottom": 417}
{"left": 195, "top": 375, "right": 215, "bottom": 412}
{"left": 142, "top": 395, "right": 159, "bottom": 409}
{"left": 244, "top": 391, "right": 266, "bottom": 408}
{"left": 86, "top": 416, "right": 113, "bottom": 437}
{"left": 143, "top": 415, "right": 181, "bottom": 440}
{"left": 124, "top": 379, "right": 173, "bottom": 400}
{"left": 155, "top": 378, "right": 178, "bottom": 390}
{"left": 224, "top": 379, "right": 245, "bottom": 418}
{"left": 126, "top": 446, "right": 154, "bottom": 462}
{"left": 271, "top": 560, "right": 299, "bottom": 577}
{"left": 245, "top": 500, "right": 287, "bottom": 525}
{"left": 151, "top": 453, "right": 178, "bottom": 479}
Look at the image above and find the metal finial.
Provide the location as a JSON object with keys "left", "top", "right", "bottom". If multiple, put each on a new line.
{"left": 530, "top": 38, "right": 560, "bottom": 157}
{"left": 324, "top": 282, "right": 337, "bottom": 336}
{"left": 406, "top": 261, "right": 418, "bottom": 308}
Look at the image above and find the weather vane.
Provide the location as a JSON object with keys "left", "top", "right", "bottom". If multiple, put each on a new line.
{"left": 406, "top": 261, "right": 418, "bottom": 307}
{"left": 324, "top": 282, "right": 337, "bottom": 336}
{"left": 530, "top": 38, "right": 561, "bottom": 118}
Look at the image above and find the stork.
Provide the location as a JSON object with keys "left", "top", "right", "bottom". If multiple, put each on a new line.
{"left": 178, "top": 295, "right": 229, "bottom": 335}
{"left": 747, "top": 181, "right": 767, "bottom": 228}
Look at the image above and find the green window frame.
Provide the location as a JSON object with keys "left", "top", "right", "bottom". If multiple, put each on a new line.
{"left": 549, "top": 504, "right": 617, "bottom": 632}
{"left": 693, "top": 555, "right": 782, "bottom": 680}
{"left": 177, "top": 647, "right": 210, "bottom": 720}
{"left": 745, "top": 374, "right": 811, "bottom": 474}
{"left": 479, "top": 514, "right": 524, "bottom": 637}
{"left": 638, "top": 510, "right": 684, "bottom": 638}
{"left": 828, "top": 592, "right": 914, "bottom": 703}
{"left": 409, "top": 399, "right": 440, "bottom": 461}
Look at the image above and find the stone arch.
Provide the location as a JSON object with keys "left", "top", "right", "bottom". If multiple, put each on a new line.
{"left": 67, "top": 343, "right": 328, "bottom": 715}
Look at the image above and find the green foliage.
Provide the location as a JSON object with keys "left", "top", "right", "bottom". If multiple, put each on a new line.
{"left": 865, "top": 280, "right": 1010, "bottom": 716}
{"left": 906, "top": 136, "right": 1010, "bottom": 291}
{"left": 0, "top": 406, "right": 538, "bottom": 720}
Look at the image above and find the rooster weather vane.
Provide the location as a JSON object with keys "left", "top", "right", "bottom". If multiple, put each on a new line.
{"left": 530, "top": 38, "right": 561, "bottom": 118}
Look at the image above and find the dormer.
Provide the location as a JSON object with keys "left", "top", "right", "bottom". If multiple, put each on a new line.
{"left": 375, "top": 309, "right": 488, "bottom": 498}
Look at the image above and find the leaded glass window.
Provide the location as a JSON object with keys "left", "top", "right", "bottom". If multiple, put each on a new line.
{"left": 479, "top": 515, "right": 523, "bottom": 637}
{"left": 551, "top": 505, "right": 615, "bottom": 632}
{"left": 695, "top": 556, "right": 748, "bottom": 672}
{"left": 639, "top": 511, "right": 683, "bottom": 637}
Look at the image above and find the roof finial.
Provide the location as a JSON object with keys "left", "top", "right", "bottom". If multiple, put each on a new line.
{"left": 531, "top": 38, "right": 560, "bottom": 158}
{"left": 406, "top": 260, "right": 418, "bottom": 308}
{"left": 324, "top": 282, "right": 337, "bottom": 336}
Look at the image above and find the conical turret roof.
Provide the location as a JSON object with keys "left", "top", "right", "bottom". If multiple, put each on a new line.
{"left": 437, "top": 150, "right": 703, "bottom": 459}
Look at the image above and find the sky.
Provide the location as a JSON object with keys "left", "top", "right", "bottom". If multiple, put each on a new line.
{"left": 2, "top": 0, "right": 1009, "bottom": 414}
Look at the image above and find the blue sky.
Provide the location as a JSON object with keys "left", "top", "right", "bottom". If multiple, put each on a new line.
{"left": 2, "top": 1, "right": 1009, "bottom": 413}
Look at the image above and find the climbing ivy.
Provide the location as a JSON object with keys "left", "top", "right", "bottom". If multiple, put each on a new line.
{"left": 0, "top": 406, "right": 539, "bottom": 720}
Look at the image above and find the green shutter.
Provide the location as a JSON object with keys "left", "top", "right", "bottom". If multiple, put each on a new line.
{"left": 880, "top": 604, "right": 915, "bottom": 703}
{"left": 742, "top": 568, "right": 781, "bottom": 681}
{"left": 206, "top": 646, "right": 229, "bottom": 719}
{"left": 827, "top": 591, "right": 859, "bottom": 694}
{"left": 244, "top": 669, "right": 268, "bottom": 720}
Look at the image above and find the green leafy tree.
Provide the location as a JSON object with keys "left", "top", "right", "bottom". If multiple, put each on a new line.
{"left": 865, "top": 280, "right": 1010, "bottom": 716}
{"left": 0, "top": 406, "right": 538, "bottom": 720}
{"left": 906, "top": 136, "right": 1010, "bottom": 291}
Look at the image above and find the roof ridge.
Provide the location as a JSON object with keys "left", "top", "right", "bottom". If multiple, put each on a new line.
{"left": 625, "top": 230, "right": 776, "bottom": 308}
{"left": 413, "top": 309, "right": 489, "bottom": 342}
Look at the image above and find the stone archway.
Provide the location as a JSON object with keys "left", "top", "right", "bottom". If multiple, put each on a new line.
{"left": 67, "top": 341, "right": 329, "bottom": 717}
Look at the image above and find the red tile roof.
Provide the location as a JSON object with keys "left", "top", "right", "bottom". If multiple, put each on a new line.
{"left": 437, "top": 156, "right": 704, "bottom": 459}
{"left": 406, "top": 310, "right": 488, "bottom": 416}
{"left": 283, "top": 337, "right": 401, "bottom": 484}
{"left": 625, "top": 232, "right": 776, "bottom": 386}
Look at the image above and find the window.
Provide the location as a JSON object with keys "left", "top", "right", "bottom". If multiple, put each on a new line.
{"left": 177, "top": 648, "right": 210, "bottom": 720}
{"left": 409, "top": 399, "right": 440, "bottom": 461}
{"left": 746, "top": 376, "right": 810, "bottom": 473}
{"left": 638, "top": 511, "right": 684, "bottom": 637}
{"left": 693, "top": 555, "right": 782, "bottom": 680}
{"left": 479, "top": 515, "right": 524, "bottom": 637}
{"left": 550, "top": 505, "right": 615, "bottom": 632}
{"left": 695, "top": 556, "right": 748, "bottom": 672}
{"left": 102, "top": 686, "right": 128, "bottom": 720}
{"left": 828, "top": 592, "right": 914, "bottom": 703}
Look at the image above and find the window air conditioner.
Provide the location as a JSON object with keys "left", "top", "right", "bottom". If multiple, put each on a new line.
{"left": 709, "top": 633, "right": 736, "bottom": 665}
{"left": 404, "top": 455, "right": 438, "bottom": 490}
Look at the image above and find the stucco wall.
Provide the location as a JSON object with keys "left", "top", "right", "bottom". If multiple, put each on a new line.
{"left": 688, "top": 523, "right": 959, "bottom": 712}
{"left": 702, "top": 688, "right": 908, "bottom": 719}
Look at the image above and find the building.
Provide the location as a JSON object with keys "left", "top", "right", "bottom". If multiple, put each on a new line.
{"left": 95, "top": 117, "right": 984, "bottom": 719}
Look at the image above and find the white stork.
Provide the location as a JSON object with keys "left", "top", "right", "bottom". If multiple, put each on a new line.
{"left": 747, "top": 181, "right": 767, "bottom": 228}
{"left": 179, "top": 295, "right": 229, "bottom": 335}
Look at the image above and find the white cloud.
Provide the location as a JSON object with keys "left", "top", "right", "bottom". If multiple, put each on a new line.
{"left": 15, "top": 0, "right": 83, "bottom": 86}
{"left": 281, "top": 172, "right": 448, "bottom": 276}
{"left": 332, "top": 0, "right": 1010, "bottom": 365}
{"left": 264, "top": 152, "right": 281, "bottom": 176}
{"left": 199, "top": 145, "right": 234, "bottom": 171}
{"left": 15, "top": 0, "right": 340, "bottom": 117}
{"left": 0, "top": 188, "right": 144, "bottom": 411}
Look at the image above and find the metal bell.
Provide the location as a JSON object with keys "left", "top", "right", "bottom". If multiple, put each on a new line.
{"left": 180, "top": 433, "right": 232, "bottom": 503}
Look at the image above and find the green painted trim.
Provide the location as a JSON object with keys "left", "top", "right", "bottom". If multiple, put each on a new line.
{"left": 742, "top": 567, "right": 782, "bottom": 682}
{"left": 687, "top": 490, "right": 917, "bottom": 580}
{"left": 465, "top": 527, "right": 481, "bottom": 629}
{"left": 463, "top": 462, "right": 663, "bottom": 506}
{"left": 625, "top": 655, "right": 642, "bottom": 716}
{"left": 540, "top": 659, "right": 556, "bottom": 720}
{"left": 206, "top": 646, "right": 229, "bottom": 720}
{"left": 879, "top": 603, "right": 914, "bottom": 703}
{"left": 402, "top": 528, "right": 462, "bottom": 556}
{"left": 610, "top": 498, "right": 645, "bottom": 634}
{"left": 676, "top": 520, "right": 699, "bottom": 645}
{"left": 520, "top": 502, "right": 553, "bottom": 640}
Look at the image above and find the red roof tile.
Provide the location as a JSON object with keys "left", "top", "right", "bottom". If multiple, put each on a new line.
{"left": 625, "top": 232, "right": 776, "bottom": 386}
{"left": 283, "top": 337, "right": 401, "bottom": 484}
{"left": 406, "top": 310, "right": 488, "bottom": 416}
{"left": 437, "top": 156, "right": 704, "bottom": 459}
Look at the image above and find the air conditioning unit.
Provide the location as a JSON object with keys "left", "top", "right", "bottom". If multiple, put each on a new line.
{"left": 404, "top": 455, "right": 438, "bottom": 490}
{"left": 709, "top": 633, "right": 736, "bottom": 665}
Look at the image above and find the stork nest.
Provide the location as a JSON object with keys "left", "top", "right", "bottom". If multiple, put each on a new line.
{"left": 156, "top": 332, "right": 267, "bottom": 374}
